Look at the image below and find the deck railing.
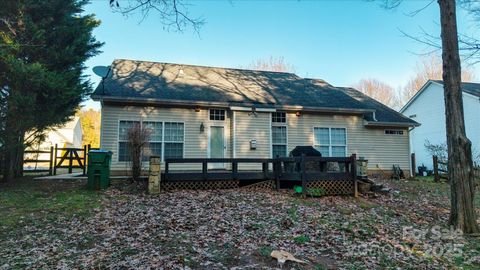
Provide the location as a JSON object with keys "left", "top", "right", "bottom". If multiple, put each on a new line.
{"left": 164, "top": 154, "right": 358, "bottom": 196}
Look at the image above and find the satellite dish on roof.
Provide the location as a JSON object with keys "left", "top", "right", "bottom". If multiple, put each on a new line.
{"left": 92, "top": 66, "right": 111, "bottom": 78}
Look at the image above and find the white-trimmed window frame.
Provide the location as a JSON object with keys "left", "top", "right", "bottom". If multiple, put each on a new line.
{"left": 142, "top": 121, "right": 163, "bottom": 161}
{"left": 384, "top": 129, "right": 404, "bottom": 135}
{"left": 117, "top": 120, "right": 185, "bottom": 162}
{"left": 271, "top": 112, "right": 288, "bottom": 158}
{"left": 118, "top": 120, "right": 140, "bottom": 162}
{"left": 313, "top": 127, "right": 347, "bottom": 157}
{"left": 163, "top": 122, "right": 185, "bottom": 160}
{"left": 209, "top": 109, "right": 226, "bottom": 121}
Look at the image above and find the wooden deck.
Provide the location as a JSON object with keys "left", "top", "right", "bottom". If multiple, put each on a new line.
{"left": 163, "top": 155, "right": 358, "bottom": 196}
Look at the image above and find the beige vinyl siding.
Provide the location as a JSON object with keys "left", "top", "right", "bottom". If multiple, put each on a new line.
{"left": 101, "top": 105, "right": 232, "bottom": 173}
{"left": 234, "top": 111, "right": 271, "bottom": 170}
{"left": 101, "top": 104, "right": 410, "bottom": 175}
{"left": 286, "top": 112, "right": 410, "bottom": 172}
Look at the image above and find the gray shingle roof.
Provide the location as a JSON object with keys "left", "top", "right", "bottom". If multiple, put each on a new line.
{"left": 432, "top": 80, "right": 480, "bottom": 97}
{"left": 92, "top": 59, "right": 417, "bottom": 126}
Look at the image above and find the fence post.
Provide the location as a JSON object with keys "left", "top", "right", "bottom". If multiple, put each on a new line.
{"left": 433, "top": 155, "right": 439, "bottom": 182}
{"left": 68, "top": 150, "right": 73, "bottom": 174}
{"left": 49, "top": 146, "right": 54, "bottom": 175}
{"left": 53, "top": 144, "right": 58, "bottom": 175}
{"left": 352, "top": 154, "right": 358, "bottom": 197}
{"left": 148, "top": 156, "right": 161, "bottom": 194}
{"left": 301, "top": 154, "right": 306, "bottom": 198}
{"left": 83, "top": 145, "right": 87, "bottom": 176}
{"left": 411, "top": 153, "right": 416, "bottom": 178}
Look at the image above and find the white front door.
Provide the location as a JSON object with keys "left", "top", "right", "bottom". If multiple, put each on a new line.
{"left": 209, "top": 126, "right": 225, "bottom": 169}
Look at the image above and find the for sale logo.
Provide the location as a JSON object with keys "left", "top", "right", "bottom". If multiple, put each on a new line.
{"left": 402, "top": 226, "right": 464, "bottom": 257}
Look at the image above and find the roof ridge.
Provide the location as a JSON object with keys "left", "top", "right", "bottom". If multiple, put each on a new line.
{"left": 113, "top": 58, "right": 299, "bottom": 76}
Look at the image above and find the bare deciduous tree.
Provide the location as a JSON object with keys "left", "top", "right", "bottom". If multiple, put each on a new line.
{"left": 127, "top": 123, "right": 151, "bottom": 184}
{"left": 246, "top": 56, "right": 295, "bottom": 73}
{"left": 354, "top": 78, "right": 401, "bottom": 109}
{"left": 401, "top": 54, "right": 476, "bottom": 103}
{"left": 439, "top": 0, "right": 478, "bottom": 233}
{"left": 380, "top": 0, "right": 479, "bottom": 233}
{"left": 109, "top": 0, "right": 204, "bottom": 32}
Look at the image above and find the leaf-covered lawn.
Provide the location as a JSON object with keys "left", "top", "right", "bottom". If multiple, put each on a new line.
{"left": 1, "top": 177, "right": 479, "bottom": 269}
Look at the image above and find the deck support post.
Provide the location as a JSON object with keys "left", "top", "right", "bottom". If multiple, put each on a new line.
{"left": 274, "top": 159, "right": 280, "bottom": 190}
{"left": 352, "top": 154, "right": 358, "bottom": 198}
{"left": 300, "top": 154, "right": 306, "bottom": 198}
{"left": 148, "top": 156, "right": 161, "bottom": 194}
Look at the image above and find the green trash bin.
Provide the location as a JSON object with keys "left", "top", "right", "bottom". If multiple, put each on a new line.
{"left": 87, "top": 150, "right": 112, "bottom": 190}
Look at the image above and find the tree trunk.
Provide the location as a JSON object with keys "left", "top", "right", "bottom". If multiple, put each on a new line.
{"left": 2, "top": 119, "right": 25, "bottom": 182}
{"left": 438, "top": 0, "right": 479, "bottom": 233}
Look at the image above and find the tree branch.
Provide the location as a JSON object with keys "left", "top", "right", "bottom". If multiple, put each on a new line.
{"left": 110, "top": 0, "right": 204, "bottom": 33}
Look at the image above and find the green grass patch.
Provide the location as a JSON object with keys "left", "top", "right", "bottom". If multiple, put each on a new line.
{"left": 0, "top": 178, "right": 102, "bottom": 237}
{"left": 293, "top": 235, "right": 310, "bottom": 244}
{"left": 258, "top": 246, "right": 274, "bottom": 257}
{"left": 288, "top": 206, "right": 299, "bottom": 221}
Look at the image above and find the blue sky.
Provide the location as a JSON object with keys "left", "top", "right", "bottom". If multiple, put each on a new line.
{"left": 82, "top": 0, "right": 480, "bottom": 110}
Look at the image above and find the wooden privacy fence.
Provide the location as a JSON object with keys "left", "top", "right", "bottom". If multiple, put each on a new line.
{"left": 433, "top": 155, "right": 480, "bottom": 182}
{"left": 23, "top": 144, "right": 98, "bottom": 175}
{"left": 163, "top": 154, "right": 358, "bottom": 196}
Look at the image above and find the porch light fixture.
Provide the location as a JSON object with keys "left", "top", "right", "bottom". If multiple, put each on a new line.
{"left": 195, "top": 107, "right": 201, "bottom": 112}
{"left": 200, "top": 122, "right": 205, "bottom": 133}
{"left": 296, "top": 111, "right": 301, "bottom": 117}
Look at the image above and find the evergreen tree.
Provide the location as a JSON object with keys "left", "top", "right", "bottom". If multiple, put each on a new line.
{"left": 0, "top": 0, "right": 102, "bottom": 181}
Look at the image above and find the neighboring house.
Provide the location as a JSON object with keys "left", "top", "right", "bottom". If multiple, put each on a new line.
{"left": 400, "top": 80, "right": 480, "bottom": 172}
{"left": 42, "top": 117, "right": 83, "bottom": 149}
{"left": 92, "top": 59, "right": 418, "bottom": 176}
{"left": 24, "top": 117, "right": 83, "bottom": 170}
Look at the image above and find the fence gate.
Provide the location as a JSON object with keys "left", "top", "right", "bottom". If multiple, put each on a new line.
{"left": 53, "top": 144, "right": 89, "bottom": 175}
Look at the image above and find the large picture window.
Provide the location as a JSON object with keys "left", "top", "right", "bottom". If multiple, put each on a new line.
{"left": 118, "top": 120, "right": 184, "bottom": 162}
{"left": 313, "top": 127, "right": 346, "bottom": 157}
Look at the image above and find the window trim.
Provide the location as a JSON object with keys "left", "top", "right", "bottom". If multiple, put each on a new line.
{"left": 117, "top": 119, "right": 185, "bottom": 162}
{"left": 209, "top": 109, "right": 226, "bottom": 121}
{"left": 118, "top": 120, "right": 141, "bottom": 162}
{"left": 384, "top": 129, "right": 404, "bottom": 135}
{"left": 143, "top": 121, "right": 163, "bottom": 161}
{"left": 312, "top": 127, "right": 348, "bottom": 157}
{"left": 272, "top": 112, "right": 287, "bottom": 123}
{"left": 271, "top": 112, "right": 288, "bottom": 158}
{"left": 163, "top": 122, "right": 186, "bottom": 160}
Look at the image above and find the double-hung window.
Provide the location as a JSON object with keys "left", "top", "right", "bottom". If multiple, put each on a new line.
{"left": 118, "top": 120, "right": 140, "bottom": 162}
{"left": 118, "top": 120, "right": 184, "bottom": 161}
{"left": 143, "top": 121, "right": 163, "bottom": 160}
{"left": 271, "top": 112, "right": 287, "bottom": 157}
{"left": 313, "top": 127, "right": 347, "bottom": 157}
{"left": 164, "top": 122, "right": 184, "bottom": 159}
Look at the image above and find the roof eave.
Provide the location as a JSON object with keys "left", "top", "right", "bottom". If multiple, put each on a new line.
{"left": 92, "top": 95, "right": 376, "bottom": 115}
{"left": 364, "top": 120, "right": 420, "bottom": 128}
{"left": 400, "top": 80, "right": 443, "bottom": 113}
